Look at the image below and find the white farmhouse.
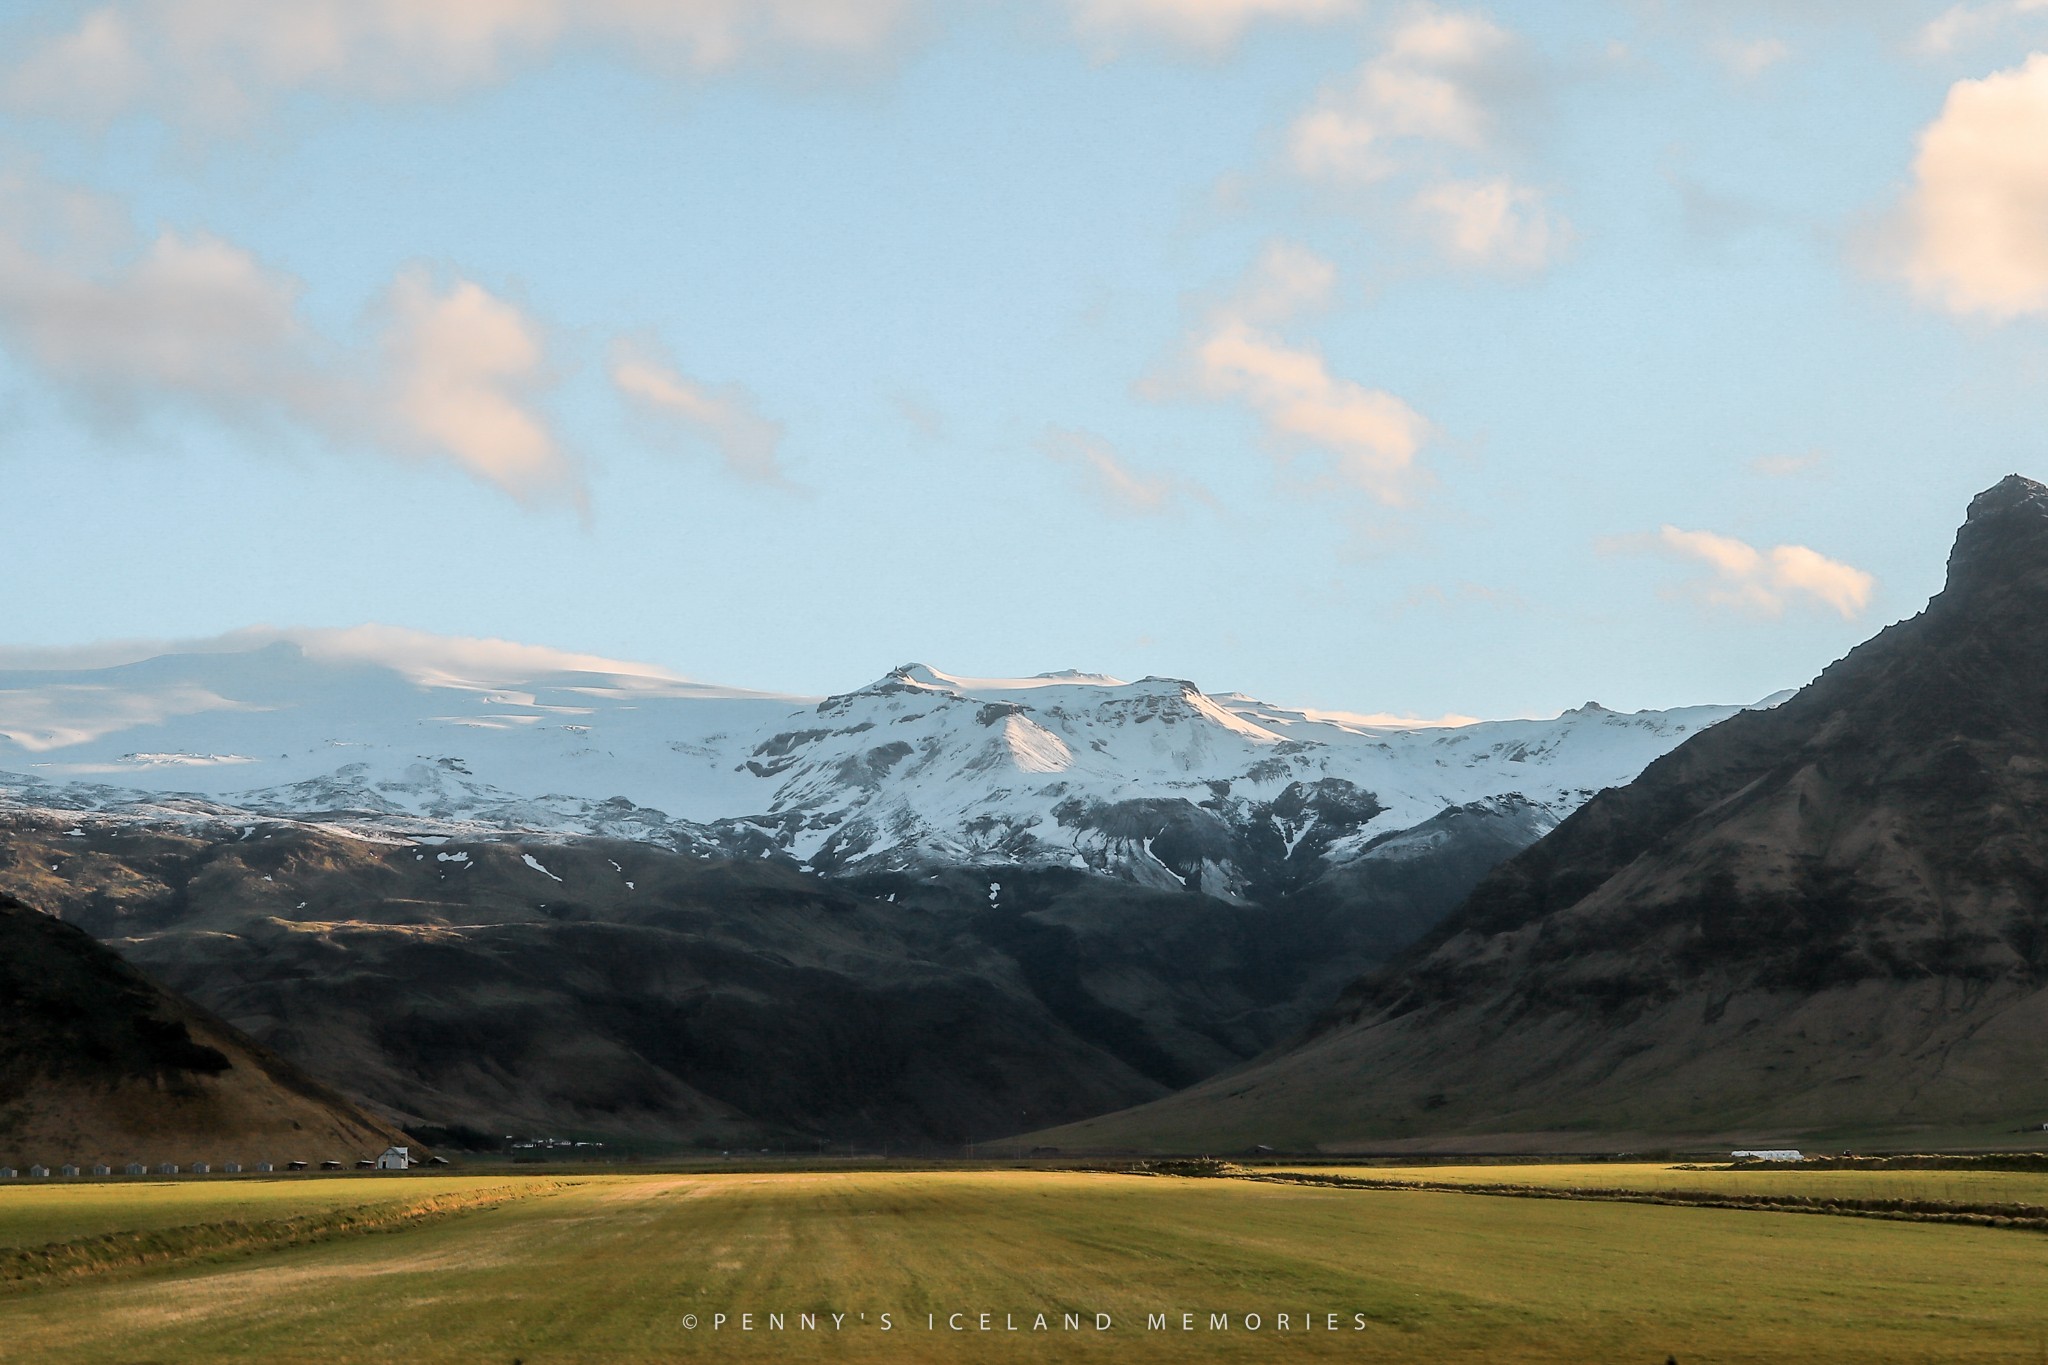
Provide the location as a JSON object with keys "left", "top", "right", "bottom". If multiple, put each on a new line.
{"left": 375, "top": 1146, "right": 412, "bottom": 1170}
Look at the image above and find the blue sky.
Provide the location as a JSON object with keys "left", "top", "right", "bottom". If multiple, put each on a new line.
{"left": 3, "top": 0, "right": 2046, "bottom": 717}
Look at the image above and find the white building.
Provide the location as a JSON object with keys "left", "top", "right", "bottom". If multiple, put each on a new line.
{"left": 1731, "top": 1149, "right": 1804, "bottom": 1162}
{"left": 375, "top": 1146, "right": 411, "bottom": 1170}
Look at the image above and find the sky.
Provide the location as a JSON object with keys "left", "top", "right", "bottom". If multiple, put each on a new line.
{"left": 2, "top": 0, "right": 2046, "bottom": 719}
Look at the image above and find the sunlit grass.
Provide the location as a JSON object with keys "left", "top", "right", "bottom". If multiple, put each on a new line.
{"left": 3, "top": 1168, "right": 2048, "bottom": 1361}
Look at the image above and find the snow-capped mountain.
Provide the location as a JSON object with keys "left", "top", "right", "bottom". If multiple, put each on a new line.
{"left": 0, "top": 628, "right": 1764, "bottom": 901}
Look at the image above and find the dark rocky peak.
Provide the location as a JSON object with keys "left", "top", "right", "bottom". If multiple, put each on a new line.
{"left": 1942, "top": 473, "right": 2048, "bottom": 605}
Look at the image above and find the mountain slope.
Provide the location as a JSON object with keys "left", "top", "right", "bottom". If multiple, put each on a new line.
{"left": 0, "top": 636, "right": 1756, "bottom": 1147}
{"left": 0, "top": 817, "right": 1435, "bottom": 1146}
{"left": 0, "top": 635, "right": 1747, "bottom": 906}
{"left": 0, "top": 893, "right": 408, "bottom": 1168}
{"left": 1024, "top": 475, "right": 2048, "bottom": 1153}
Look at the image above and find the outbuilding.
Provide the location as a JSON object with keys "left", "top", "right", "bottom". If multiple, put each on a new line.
{"left": 256, "top": 1162, "right": 275, "bottom": 1173}
{"left": 125, "top": 1163, "right": 146, "bottom": 1176}
{"left": 1731, "top": 1149, "right": 1804, "bottom": 1162}
{"left": 0, "top": 1168, "right": 15, "bottom": 1179}
{"left": 224, "top": 1162, "right": 242, "bottom": 1174}
{"left": 157, "top": 1163, "right": 179, "bottom": 1175}
{"left": 29, "top": 1165, "right": 49, "bottom": 1178}
{"left": 91, "top": 1164, "right": 111, "bottom": 1176}
{"left": 59, "top": 1164, "right": 79, "bottom": 1177}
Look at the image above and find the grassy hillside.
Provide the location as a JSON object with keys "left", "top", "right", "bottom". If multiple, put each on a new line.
{"left": 6, "top": 1167, "right": 2048, "bottom": 1360}
{"left": 0, "top": 894, "right": 409, "bottom": 1170}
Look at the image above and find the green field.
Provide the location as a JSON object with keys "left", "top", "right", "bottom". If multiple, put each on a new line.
{"left": 5, "top": 1166, "right": 2048, "bottom": 1362}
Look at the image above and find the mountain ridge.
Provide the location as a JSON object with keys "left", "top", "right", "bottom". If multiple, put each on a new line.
{"left": 1021, "top": 474, "right": 2048, "bottom": 1154}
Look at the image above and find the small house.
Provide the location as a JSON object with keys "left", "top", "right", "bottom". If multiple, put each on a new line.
{"left": 91, "top": 1164, "right": 111, "bottom": 1176}
{"left": 287, "top": 1160, "right": 308, "bottom": 1171}
{"left": 157, "top": 1163, "right": 179, "bottom": 1175}
{"left": 0, "top": 1168, "right": 15, "bottom": 1179}
{"left": 125, "top": 1162, "right": 146, "bottom": 1176}
{"left": 59, "top": 1164, "right": 79, "bottom": 1177}
{"left": 375, "top": 1146, "right": 411, "bottom": 1171}
{"left": 191, "top": 1162, "right": 209, "bottom": 1174}
{"left": 29, "top": 1165, "right": 49, "bottom": 1178}
{"left": 256, "top": 1161, "right": 275, "bottom": 1173}
{"left": 224, "top": 1162, "right": 242, "bottom": 1174}
{"left": 319, "top": 1159, "right": 342, "bottom": 1171}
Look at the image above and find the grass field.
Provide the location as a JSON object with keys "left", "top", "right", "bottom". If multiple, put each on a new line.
{"left": 4, "top": 1166, "right": 2048, "bottom": 1362}
{"left": 1264, "top": 1161, "right": 2048, "bottom": 1207}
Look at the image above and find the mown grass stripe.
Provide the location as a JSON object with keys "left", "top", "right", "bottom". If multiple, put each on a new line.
{"left": 1151, "top": 1164, "right": 2048, "bottom": 1233}
{"left": 0, "top": 1180, "right": 572, "bottom": 1291}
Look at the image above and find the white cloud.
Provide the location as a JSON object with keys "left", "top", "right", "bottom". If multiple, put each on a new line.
{"left": 1041, "top": 427, "right": 1214, "bottom": 515}
{"left": 1411, "top": 177, "right": 1565, "bottom": 269}
{"left": 3, "top": 0, "right": 917, "bottom": 125}
{"left": 1648, "top": 525, "right": 1874, "bottom": 618}
{"left": 611, "top": 337, "right": 792, "bottom": 488}
{"left": 1890, "top": 52, "right": 2048, "bottom": 319}
{"left": 0, "top": 168, "right": 575, "bottom": 505}
{"left": 1149, "top": 245, "right": 1433, "bottom": 505}
{"left": 1194, "top": 318, "right": 1431, "bottom": 504}
{"left": 1067, "top": 0, "right": 1359, "bottom": 53}
{"left": 380, "top": 272, "right": 576, "bottom": 507}
{"left": 0, "top": 223, "right": 310, "bottom": 412}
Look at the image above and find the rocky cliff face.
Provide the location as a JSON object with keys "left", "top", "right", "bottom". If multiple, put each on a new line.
{"left": 1026, "top": 476, "right": 2048, "bottom": 1153}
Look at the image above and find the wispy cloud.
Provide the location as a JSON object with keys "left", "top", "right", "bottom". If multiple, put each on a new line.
{"left": 1410, "top": 177, "right": 1566, "bottom": 270}
{"left": 1748, "top": 449, "right": 1828, "bottom": 479}
{"left": 611, "top": 337, "right": 794, "bottom": 490}
{"left": 1884, "top": 52, "right": 2048, "bottom": 319}
{"left": 1620, "top": 525, "right": 1875, "bottom": 619}
{"left": 1194, "top": 319, "right": 1432, "bottom": 504}
{"left": 1282, "top": 8, "right": 1567, "bottom": 272}
{"left": 0, "top": 165, "right": 576, "bottom": 506}
{"left": 1711, "top": 35, "right": 1791, "bottom": 78}
{"left": 1066, "top": 0, "right": 1360, "bottom": 54}
{"left": 1150, "top": 243, "right": 1434, "bottom": 506}
{"left": 1229, "top": 239, "right": 1338, "bottom": 324}
{"left": 1914, "top": 0, "right": 2048, "bottom": 56}
{"left": 1042, "top": 427, "right": 1215, "bottom": 515}
{"left": 3, "top": 0, "right": 919, "bottom": 126}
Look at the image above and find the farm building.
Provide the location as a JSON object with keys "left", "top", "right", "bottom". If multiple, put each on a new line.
{"left": 256, "top": 1162, "right": 274, "bottom": 1173}
{"left": 1731, "top": 1149, "right": 1804, "bottom": 1162}
{"left": 59, "top": 1164, "right": 79, "bottom": 1177}
{"left": 224, "top": 1162, "right": 242, "bottom": 1174}
{"left": 125, "top": 1163, "right": 145, "bottom": 1176}
{"left": 191, "top": 1162, "right": 210, "bottom": 1174}
{"left": 0, "top": 1168, "right": 14, "bottom": 1179}
{"left": 91, "top": 1164, "right": 111, "bottom": 1176}
{"left": 29, "top": 1165, "right": 49, "bottom": 1178}
{"left": 157, "top": 1163, "right": 178, "bottom": 1175}
{"left": 376, "top": 1146, "right": 412, "bottom": 1170}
